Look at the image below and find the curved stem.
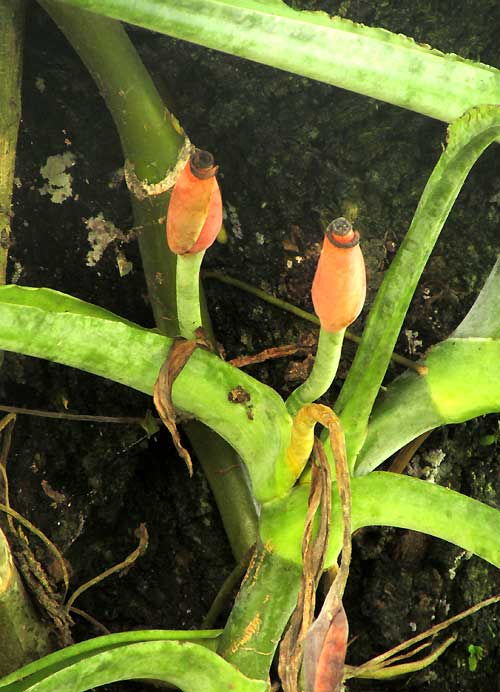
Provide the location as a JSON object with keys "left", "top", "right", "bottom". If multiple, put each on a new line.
{"left": 0, "top": 0, "right": 25, "bottom": 286}
{"left": 176, "top": 252, "right": 205, "bottom": 339}
{"left": 40, "top": 1, "right": 183, "bottom": 332}
{"left": 39, "top": 3, "right": 258, "bottom": 554}
{"left": 286, "top": 328, "right": 344, "bottom": 416}
{"left": 40, "top": 1, "right": 181, "bottom": 179}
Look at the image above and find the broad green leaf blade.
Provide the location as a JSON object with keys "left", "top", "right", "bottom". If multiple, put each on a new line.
{"left": 0, "top": 286, "right": 293, "bottom": 502}
{"left": 0, "top": 285, "right": 166, "bottom": 394}
{"left": 335, "top": 105, "right": 500, "bottom": 468}
{"left": 260, "top": 472, "right": 500, "bottom": 569}
{"left": 0, "top": 640, "right": 267, "bottom": 692}
{"left": 453, "top": 256, "right": 500, "bottom": 339}
{"left": 426, "top": 338, "right": 500, "bottom": 421}
{"left": 0, "top": 630, "right": 220, "bottom": 689}
{"left": 355, "top": 258, "right": 500, "bottom": 474}
{"left": 354, "top": 337, "right": 500, "bottom": 474}
{"left": 48, "top": 0, "right": 500, "bottom": 124}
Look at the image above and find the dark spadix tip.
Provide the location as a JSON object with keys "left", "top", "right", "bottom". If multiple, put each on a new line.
{"left": 329, "top": 217, "right": 352, "bottom": 236}
{"left": 326, "top": 217, "right": 360, "bottom": 248}
{"left": 190, "top": 150, "right": 219, "bottom": 179}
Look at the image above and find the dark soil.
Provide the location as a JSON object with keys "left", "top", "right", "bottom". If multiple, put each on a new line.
{"left": 2, "top": 2, "right": 499, "bottom": 691}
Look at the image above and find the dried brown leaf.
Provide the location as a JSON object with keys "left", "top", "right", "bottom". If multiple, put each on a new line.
{"left": 153, "top": 338, "right": 202, "bottom": 475}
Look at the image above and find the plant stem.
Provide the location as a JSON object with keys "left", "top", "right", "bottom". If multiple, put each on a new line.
{"left": 0, "top": 0, "right": 25, "bottom": 286}
{"left": 286, "top": 328, "right": 344, "bottom": 416}
{"left": 0, "top": 528, "right": 53, "bottom": 676}
{"left": 40, "top": 1, "right": 183, "bottom": 331}
{"left": 176, "top": 252, "right": 205, "bottom": 339}
{"left": 0, "top": 403, "right": 150, "bottom": 426}
{"left": 40, "top": 3, "right": 259, "bottom": 556}
{"left": 41, "top": 2, "right": 181, "bottom": 180}
{"left": 217, "top": 541, "right": 302, "bottom": 681}
{"left": 184, "top": 422, "right": 258, "bottom": 561}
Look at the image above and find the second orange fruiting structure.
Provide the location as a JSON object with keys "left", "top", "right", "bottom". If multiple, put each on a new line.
{"left": 311, "top": 217, "right": 366, "bottom": 333}
{"left": 167, "top": 150, "right": 222, "bottom": 255}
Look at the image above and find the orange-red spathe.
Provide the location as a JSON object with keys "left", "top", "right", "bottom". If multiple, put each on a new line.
{"left": 311, "top": 220, "right": 366, "bottom": 333}
{"left": 167, "top": 154, "right": 222, "bottom": 255}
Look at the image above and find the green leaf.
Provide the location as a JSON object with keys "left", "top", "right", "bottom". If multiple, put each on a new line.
{"left": 47, "top": 0, "right": 500, "bottom": 125}
{"left": 0, "top": 285, "right": 166, "bottom": 395}
{"left": 335, "top": 105, "right": 500, "bottom": 468}
{"left": 0, "top": 630, "right": 220, "bottom": 689}
{"left": 0, "top": 636, "right": 267, "bottom": 692}
{"left": 355, "top": 258, "right": 500, "bottom": 474}
{"left": 453, "top": 257, "right": 500, "bottom": 340}
{"left": 467, "top": 644, "right": 485, "bottom": 672}
{"left": 0, "top": 285, "right": 293, "bottom": 502}
{"left": 426, "top": 338, "right": 500, "bottom": 421}
{"left": 260, "top": 472, "right": 500, "bottom": 569}
{"left": 355, "top": 337, "right": 500, "bottom": 475}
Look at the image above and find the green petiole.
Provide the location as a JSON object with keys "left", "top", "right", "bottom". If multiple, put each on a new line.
{"left": 176, "top": 252, "right": 205, "bottom": 339}
{"left": 285, "top": 328, "right": 345, "bottom": 416}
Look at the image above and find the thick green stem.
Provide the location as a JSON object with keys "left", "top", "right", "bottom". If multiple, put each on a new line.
{"left": 184, "top": 422, "right": 258, "bottom": 562}
{"left": 176, "top": 252, "right": 205, "bottom": 339}
{"left": 0, "top": 0, "right": 25, "bottom": 285}
{"left": 40, "top": 1, "right": 183, "bottom": 331}
{"left": 133, "top": 196, "right": 179, "bottom": 336}
{"left": 40, "top": 2, "right": 181, "bottom": 179}
{"left": 286, "top": 328, "right": 344, "bottom": 416}
{"left": 40, "top": 2, "right": 259, "bottom": 555}
{"left": 0, "top": 527, "right": 52, "bottom": 675}
{"left": 217, "top": 541, "right": 302, "bottom": 681}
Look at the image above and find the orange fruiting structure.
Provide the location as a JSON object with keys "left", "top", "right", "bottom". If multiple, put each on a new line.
{"left": 311, "top": 217, "right": 366, "bottom": 333}
{"left": 167, "top": 150, "right": 222, "bottom": 255}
